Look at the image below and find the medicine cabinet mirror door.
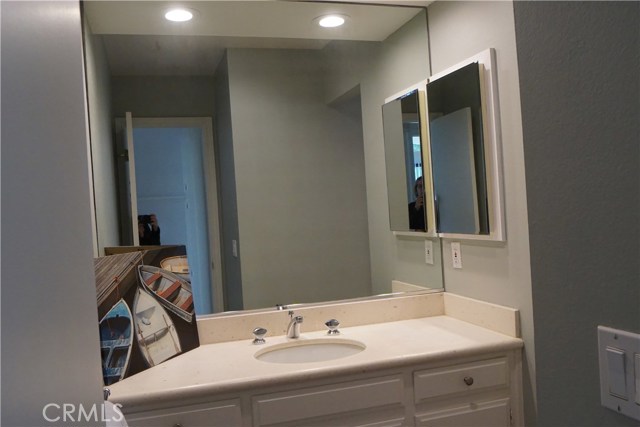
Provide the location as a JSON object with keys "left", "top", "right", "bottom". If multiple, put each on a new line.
{"left": 426, "top": 48, "right": 505, "bottom": 241}
{"left": 382, "top": 87, "right": 436, "bottom": 235}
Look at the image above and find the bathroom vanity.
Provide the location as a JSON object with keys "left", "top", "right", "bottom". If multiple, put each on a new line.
{"left": 108, "top": 293, "right": 524, "bottom": 426}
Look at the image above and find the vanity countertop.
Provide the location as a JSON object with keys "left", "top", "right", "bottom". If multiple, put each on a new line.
{"left": 108, "top": 315, "right": 523, "bottom": 411}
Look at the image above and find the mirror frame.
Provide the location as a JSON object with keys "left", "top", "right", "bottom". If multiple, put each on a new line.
{"left": 384, "top": 80, "right": 438, "bottom": 238}
{"left": 426, "top": 48, "right": 506, "bottom": 242}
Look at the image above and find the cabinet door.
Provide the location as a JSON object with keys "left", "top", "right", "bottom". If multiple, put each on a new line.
{"left": 416, "top": 398, "right": 510, "bottom": 427}
{"left": 126, "top": 399, "right": 242, "bottom": 427}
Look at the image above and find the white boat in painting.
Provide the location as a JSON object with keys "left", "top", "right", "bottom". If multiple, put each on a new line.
{"left": 160, "top": 255, "right": 191, "bottom": 282}
{"left": 138, "top": 265, "right": 194, "bottom": 323}
{"left": 133, "top": 286, "right": 182, "bottom": 367}
{"left": 99, "top": 299, "right": 133, "bottom": 385}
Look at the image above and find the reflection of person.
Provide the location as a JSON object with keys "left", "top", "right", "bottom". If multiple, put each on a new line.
{"left": 138, "top": 214, "right": 161, "bottom": 245}
{"left": 408, "top": 177, "right": 426, "bottom": 231}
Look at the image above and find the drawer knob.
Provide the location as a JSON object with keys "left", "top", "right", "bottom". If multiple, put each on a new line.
{"left": 463, "top": 376, "right": 474, "bottom": 386}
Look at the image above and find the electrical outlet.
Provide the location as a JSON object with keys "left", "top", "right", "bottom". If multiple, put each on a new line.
{"left": 424, "top": 240, "right": 434, "bottom": 265}
{"left": 451, "top": 242, "right": 462, "bottom": 269}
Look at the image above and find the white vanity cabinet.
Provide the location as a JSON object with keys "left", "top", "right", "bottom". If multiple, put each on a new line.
{"left": 121, "top": 351, "right": 522, "bottom": 427}
{"left": 113, "top": 310, "right": 524, "bottom": 427}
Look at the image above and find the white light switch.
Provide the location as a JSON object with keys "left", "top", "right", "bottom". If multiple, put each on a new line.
{"left": 606, "top": 347, "right": 627, "bottom": 399}
{"left": 232, "top": 240, "right": 238, "bottom": 258}
{"left": 451, "top": 242, "right": 462, "bottom": 269}
{"left": 425, "top": 240, "right": 434, "bottom": 265}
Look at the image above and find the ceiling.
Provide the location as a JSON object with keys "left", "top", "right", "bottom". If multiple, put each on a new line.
{"left": 83, "top": 1, "right": 427, "bottom": 76}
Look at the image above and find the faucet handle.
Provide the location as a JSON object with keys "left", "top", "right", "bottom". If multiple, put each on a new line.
{"left": 253, "top": 327, "right": 267, "bottom": 344}
{"left": 325, "top": 319, "right": 340, "bottom": 335}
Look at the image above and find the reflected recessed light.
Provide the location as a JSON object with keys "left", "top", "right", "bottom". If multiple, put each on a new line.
{"left": 165, "top": 8, "right": 194, "bottom": 22}
{"left": 318, "top": 14, "right": 347, "bottom": 28}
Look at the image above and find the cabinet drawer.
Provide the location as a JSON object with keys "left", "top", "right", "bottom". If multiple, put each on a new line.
{"left": 253, "top": 375, "right": 404, "bottom": 426}
{"left": 415, "top": 398, "right": 510, "bottom": 427}
{"left": 414, "top": 358, "right": 508, "bottom": 402}
{"left": 126, "top": 399, "right": 242, "bottom": 427}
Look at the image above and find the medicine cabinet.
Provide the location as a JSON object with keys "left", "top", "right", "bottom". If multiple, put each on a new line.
{"left": 382, "top": 49, "right": 505, "bottom": 242}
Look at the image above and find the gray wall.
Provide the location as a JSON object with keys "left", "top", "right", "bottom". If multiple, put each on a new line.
{"left": 354, "top": 11, "right": 444, "bottom": 293}
{"left": 1, "top": 1, "right": 104, "bottom": 425}
{"left": 225, "top": 48, "right": 372, "bottom": 309}
{"left": 213, "top": 54, "right": 244, "bottom": 311}
{"left": 83, "top": 20, "right": 119, "bottom": 256}
{"left": 426, "top": 2, "right": 536, "bottom": 423}
{"left": 111, "top": 76, "right": 215, "bottom": 118}
{"left": 515, "top": 2, "right": 640, "bottom": 426}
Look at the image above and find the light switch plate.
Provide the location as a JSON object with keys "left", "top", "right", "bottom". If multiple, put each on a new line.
{"left": 451, "top": 242, "right": 462, "bottom": 269}
{"left": 597, "top": 326, "right": 640, "bottom": 420}
{"left": 425, "top": 240, "right": 434, "bottom": 265}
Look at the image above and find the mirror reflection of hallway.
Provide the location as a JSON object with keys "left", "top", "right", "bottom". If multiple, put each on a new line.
{"left": 128, "top": 123, "right": 217, "bottom": 315}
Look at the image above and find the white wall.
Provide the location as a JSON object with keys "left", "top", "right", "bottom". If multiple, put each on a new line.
{"left": 1, "top": 1, "right": 104, "bottom": 425}
{"left": 83, "top": 19, "right": 119, "bottom": 256}
{"left": 225, "top": 48, "right": 372, "bottom": 309}
{"left": 426, "top": 1, "right": 536, "bottom": 423}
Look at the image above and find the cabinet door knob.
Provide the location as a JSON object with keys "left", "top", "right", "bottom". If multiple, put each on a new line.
{"left": 463, "top": 376, "right": 474, "bottom": 386}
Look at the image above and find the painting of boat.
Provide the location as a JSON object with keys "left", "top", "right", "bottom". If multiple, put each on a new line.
{"left": 133, "top": 286, "right": 182, "bottom": 367}
{"left": 138, "top": 264, "right": 194, "bottom": 323}
{"left": 99, "top": 299, "right": 133, "bottom": 385}
{"left": 160, "top": 255, "right": 190, "bottom": 282}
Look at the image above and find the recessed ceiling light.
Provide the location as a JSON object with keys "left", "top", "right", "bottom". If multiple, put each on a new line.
{"left": 165, "top": 8, "right": 194, "bottom": 22}
{"left": 318, "top": 14, "right": 347, "bottom": 28}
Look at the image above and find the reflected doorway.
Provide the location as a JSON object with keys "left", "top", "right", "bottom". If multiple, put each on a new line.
{"left": 116, "top": 116, "right": 223, "bottom": 315}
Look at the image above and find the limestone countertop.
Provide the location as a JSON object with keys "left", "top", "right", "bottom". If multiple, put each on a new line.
{"left": 108, "top": 315, "right": 523, "bottom": 411}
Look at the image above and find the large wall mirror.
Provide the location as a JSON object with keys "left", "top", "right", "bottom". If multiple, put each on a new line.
{"left": 82, "top": 1, "right": 444, "bottom": 317}
{"left": 426, "top": 49, "right": 505, "bottom": 241}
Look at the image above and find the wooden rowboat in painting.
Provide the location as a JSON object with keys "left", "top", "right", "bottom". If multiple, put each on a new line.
{"left": 137, "top": 265, "right": 194, "bottom": 323}
{"left": 160, "top": 255, "right": 190, "bottom": 282}
{"left": 133, "top": 286, "right": 182, "bottom": 367}
{"left": 99, "top": 299, "right": 133, "bottom": 385}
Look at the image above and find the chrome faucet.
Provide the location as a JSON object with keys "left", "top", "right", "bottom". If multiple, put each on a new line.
{"left": 286, "top": 310, "right": 303, "bottom": 338}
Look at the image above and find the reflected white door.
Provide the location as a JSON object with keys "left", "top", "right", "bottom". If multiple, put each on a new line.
{"left": 125, "top": 112, "right": 141, "bottom": 246}
{"left": 430, "top": 107, "right": 480, "bottom": 234}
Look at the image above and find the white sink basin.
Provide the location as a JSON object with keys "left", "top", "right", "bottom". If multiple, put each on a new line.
{"left": 255, "top": 338, "right": 366, "bottom": 364}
